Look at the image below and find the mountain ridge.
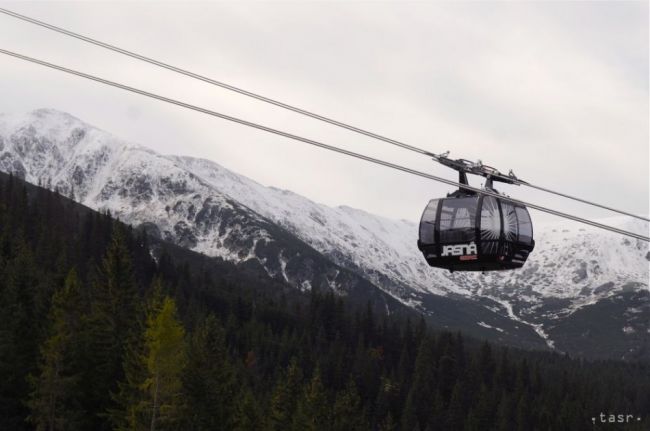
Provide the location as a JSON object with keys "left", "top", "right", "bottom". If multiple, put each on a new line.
{"left": 1, "top": 108, "right": 647, "bottom": 359}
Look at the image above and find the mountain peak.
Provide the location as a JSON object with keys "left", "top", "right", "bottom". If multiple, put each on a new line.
{"left": 0, "top": 109, "right": 648, "bottom": 359}
{"left": 23, "top": 107, "right": 87, "bottom": 131}
{"left": 30, "top": 107, "right": 78, "bottom": 119}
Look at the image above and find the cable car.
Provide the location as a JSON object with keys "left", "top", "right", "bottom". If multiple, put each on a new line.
{"left": 417, "top": 154, "right": 535, "bottom": 272}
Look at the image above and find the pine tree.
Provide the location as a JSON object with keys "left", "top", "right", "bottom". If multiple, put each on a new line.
{"left": 495, "top": 391, "right": 513, "bottom": 431}
{"left": 232, "top": 387, "right": 264, "bottom": 431}
{"left": 141, "top": 296, "right": 186, "bottom": 431}
{"left": 428, "top": 391, "right": 445, "bottom": 431}
{"left": 402, "top": 335, "right": 436, "bottom": 429}
{"left": 71, "top": 226, "right": 141, "bottom": 429}
{"left": 332, "top": 379, "right": 367, "bottom": 431}
{"left": 477, "top": 342, "right": 495, "bottom": 389}
{"left": 401, "top": 390, "right": 418, "bottom": 431}
{"left": 27, "top": 269, "right": 86, "bottom": 431}
{"left": 445, "top": 381, "right": 465, "bottom": 431}
{"left": 112, "top": 294, "right": 186, "bottom": 431}
{"left": 515, "top": 393, "right": 531, "bottom": 431}
{"left": 514, "top": 358, "right": 530, "bottom": 395}
{"left": 495, "top": 348, "right": 512, "bottom": 392}
{"left": 182, "top": 314, "right": 237, "bottom": 430}
{"left": 109, "top": 279, "right": 164, "bottom": 430}
{"left": 374, "top": 375, "right": 398, "bottom": 429}
{"left": 292, "top": 367, "right": 330, "bottom": 431}
{"left": 269, "top": 358, "right": 303, "bottom": 431}
{"left": 437, "top": 354, "right": 457, "bottom": 400}
{"left": 101, "top": 226, "right": 138, "bottom": 320}
{"left": 464, "top": 385, "right": 493, "bottom": 431}
{"left": 0, "top": 238, "right": 40, "bottom": 430}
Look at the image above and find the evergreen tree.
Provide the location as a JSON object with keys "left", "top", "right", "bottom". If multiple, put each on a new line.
{"left": 437, "top": 355, "right": 456, "bottom": 401}
{"left": 141, "top": 296, "right": 186, "bottom": 431}
{"left": 292, "top": 367, "right": 330, "bottom": 431}
{"left": 495, "top": 391, "right": 514, "bottom": 431}
{"left": 332, "top": 379, "right": 367, "bottom": 431}
{"left": 463, "top": 385, "right": 493, "bottom": 431}
{"left": 109, "top": 279, "right": 164, "bottom": 430}
{"left": 401, "top": 389, "right": 418, "bottom": 431}
{"left": 515, "top": 393, "right": 531, "bottom": 431}
{"left": 182, "top": 314, "right": 237, "bottom": 430}
{"left": 86, "top": 226, "right": 140, "bottom": 427}
{"left": 428, "top": 391, "right": 445, "bottom": 431}
{"left": 514, "top": 358, "right": 530, "bottom": 395}
{"left": 112, "top": 294, "right": 186, "bottom": 431}
{"left": 232, "top": 387, "right": 264, "bottom": 431}
{"left": 495, "top": 348, "right": 512, "bottom": 392}
{"left": 0, "top": 238, "right": 40, "bottom": 430}
{"left": 27, "top": 269, "right": 86, "bottom": 431}
{"left": 402, "top": 336, "right": 436, "bottom": 429}
{"left": 269, "top": 358, "right": 303, "bottom": 431}
{"left": 445, "top": 381, "right": 465, "bottom": 431}
{"left": 374, "top": 376, "right": 398, "bottom": 429}
{"left": 476, "top": 342, "right": 495, "bottom": 389}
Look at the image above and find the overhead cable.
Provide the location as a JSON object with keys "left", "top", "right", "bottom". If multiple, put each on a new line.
{"left": 1, "top": 6, "right": 646, "bottom": 222}
{"left": 0, "top": 6, "right": 432, "bottom": 157}
{"left": 0, "top": 47, "right": 647, "bottom": 242}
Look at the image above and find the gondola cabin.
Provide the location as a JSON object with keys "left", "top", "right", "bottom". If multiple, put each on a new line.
{"left": 418, "top": 154, "right": 535, "bottom": 272}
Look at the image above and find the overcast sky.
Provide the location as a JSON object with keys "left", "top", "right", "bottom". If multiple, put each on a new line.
{"left": 0, "top": 1, "right": 647, "bottom": 226}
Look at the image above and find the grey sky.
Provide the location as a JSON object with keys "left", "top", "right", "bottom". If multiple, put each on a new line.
{"left": 0, "top": 1, "right": 648, "bottom": 225}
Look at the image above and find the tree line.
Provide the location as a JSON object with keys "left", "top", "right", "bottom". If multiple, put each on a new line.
{"left": 0, "top": 172, "right": 648, "bottom": 431}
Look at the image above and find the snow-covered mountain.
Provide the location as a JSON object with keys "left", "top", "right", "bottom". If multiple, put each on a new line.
{"left": 1, "top": 109, "right": 648, "bottom": 359}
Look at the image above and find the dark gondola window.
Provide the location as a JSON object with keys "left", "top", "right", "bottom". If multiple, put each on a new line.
{"left": 480, "top": 196, "right": 501, "bottom": 254}
{"left": 419, "top": 199, "right": 439, "bottom": 244}
{"left": 439, "top": 198, "right": 477, "bottom": 243}
{"left": 500, "top": 201, "right": 518, "bottom": 243}
{"left": 516, "top": 206, "right": 533, "bottom": 244}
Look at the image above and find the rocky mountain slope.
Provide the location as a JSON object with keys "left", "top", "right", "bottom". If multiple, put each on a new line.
{"left": 1, "top": 109, "right": 648, "bottom": 359}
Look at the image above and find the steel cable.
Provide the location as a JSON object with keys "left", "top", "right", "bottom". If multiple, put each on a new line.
{"left": 1, "top": 7, "right": 646, "bottom": 222}
{"left": 0, "top": 48, "right": 647, "bottom": 242}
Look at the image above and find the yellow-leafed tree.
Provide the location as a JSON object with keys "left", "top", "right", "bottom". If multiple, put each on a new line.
{"left": 129, "top": 296, "right": 186, "bottom": 431}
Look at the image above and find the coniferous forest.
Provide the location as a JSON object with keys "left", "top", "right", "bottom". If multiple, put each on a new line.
{"left": 0, "top": 171, "right": 648, "bottom": 431}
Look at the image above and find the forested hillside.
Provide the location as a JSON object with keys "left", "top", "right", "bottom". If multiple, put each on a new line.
{"left": 0, "top": 171, "right": 648, "bottom": 430}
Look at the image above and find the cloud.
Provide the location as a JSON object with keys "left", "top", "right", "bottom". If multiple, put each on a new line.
{"left": 0, "top": 1, "right": 647, "bottom": 223}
